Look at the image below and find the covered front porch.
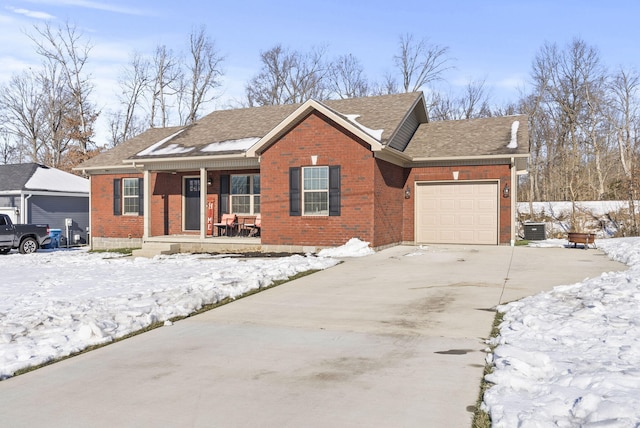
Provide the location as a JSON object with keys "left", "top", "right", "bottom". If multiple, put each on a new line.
{"left": 133, "top": 157, "right": 261, "bottom": 255}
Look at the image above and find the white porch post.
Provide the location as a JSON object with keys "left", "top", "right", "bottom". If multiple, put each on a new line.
{"left": 200, "top": 168, "right": 207, "bottom": 239}
{"left": 510, "top": 158, "right": 516, "bottom": 246}
{"left": 143, "top": 169, "right": 151, "bottom": 239}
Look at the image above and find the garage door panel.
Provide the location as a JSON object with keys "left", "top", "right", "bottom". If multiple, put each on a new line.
{"left": 477, "top": 215, "right": 496, "bottom": 226}
{"left": 459, "top": 200, "right": 474, "bottom": 210}
{"left": 477, "top": 200, "right": 495, "bottom": 211}
{"left": 416, "top": 182, "right": 498, "bottom": 245}
{"left": 458, "top": 215, "right": 475, "bottom": 226}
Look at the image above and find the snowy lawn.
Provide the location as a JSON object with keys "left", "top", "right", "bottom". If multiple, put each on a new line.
{"left": 0, "top": 244, "right": 371, "bottom": 380}
{"left": 483, "top": 237, "right": 640, "bottom": 427}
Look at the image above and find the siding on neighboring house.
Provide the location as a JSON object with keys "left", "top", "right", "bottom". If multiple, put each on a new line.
{"left": 29, "top": 195, "right": 90, "bottom": 244}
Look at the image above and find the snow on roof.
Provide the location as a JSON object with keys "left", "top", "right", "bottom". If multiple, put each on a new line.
{"left": 344, "top": 114, "right": 384, "bottom": 140}
{"left": 507, "top": 120, "right": 519, "bottom": 149}
{"left": 136, "top": 129, "right": 192, "bottom": 156}
{"left": 25, "top": 166, "right": 89, "bottom": 193}
{"left": 200, "top": 137, "right": 261, "bottom": 153}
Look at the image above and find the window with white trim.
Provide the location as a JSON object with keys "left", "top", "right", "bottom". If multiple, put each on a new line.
{"left": 302, "top": 166, "right": 329, "bottom": 216}
{"left": 230, "top": 174, "right": 260, "bottom": 214}
{"left": 289, "top": 166, "right": 340, "bottom": 217}
{"left": 122, "top": 178, "right": 141, "bottom": 215}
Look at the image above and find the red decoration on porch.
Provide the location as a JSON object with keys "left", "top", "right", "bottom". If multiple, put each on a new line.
{"left": 206, "top": 195, "right": 216, "bottom": 236}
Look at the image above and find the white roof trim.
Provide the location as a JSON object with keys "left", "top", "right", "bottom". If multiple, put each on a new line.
{"left": 246, "top": 99, "right": 384, "bottom": 157}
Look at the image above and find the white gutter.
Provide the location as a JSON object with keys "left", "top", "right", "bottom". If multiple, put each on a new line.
{"left": 412, "top": 153, "right": 529, "bottom": 162}
{"left": 123, "top": 152, "right": 250, "bottom": 165}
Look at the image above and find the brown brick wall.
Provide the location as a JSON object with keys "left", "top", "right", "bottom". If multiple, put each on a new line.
{"left": 260, "top": 111, "right": 377, "bottom": 247}
{"left": 403, "top": 164, "right": 513, "bottom": 244}
{"left": 93, "top": 170, "right": 262, "bottom": 239}
{"left": 91, "top": 173, "right": 144, "bottom": 238}
{"left": 91, "top": 124, "right": 514, "bottom": 248}
{"left": 373, "top": 158, "right": 409, "bottom": 247}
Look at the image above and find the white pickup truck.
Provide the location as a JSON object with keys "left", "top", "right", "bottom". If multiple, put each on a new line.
{"left": 0, "top": 214, "right": 51, "bottom": 254}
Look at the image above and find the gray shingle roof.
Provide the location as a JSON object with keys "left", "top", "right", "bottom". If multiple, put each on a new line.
{"left": 77, "top": 93, "right": 529, "bottom": 171}
{"left": 78, "top": 126, "right": 184, "bottom": 169}
{"left": 78, "top": 93, "right": 425, "bottom": 169}
{"left": 404, "top": 114, "right": 529, "bottom": 158}
{"left": 0, "top": 163, "right": 39, "bottom": 191}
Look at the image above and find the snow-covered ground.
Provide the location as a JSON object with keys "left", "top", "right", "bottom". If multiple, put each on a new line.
{"left": 483, "top": 237, "right": 640, "bottom": 426}
{"left": 0, "top": 242, "right": 381, "bottom": 380}
{"left": 3, "top": 231, "right": 640, "bottom": 426}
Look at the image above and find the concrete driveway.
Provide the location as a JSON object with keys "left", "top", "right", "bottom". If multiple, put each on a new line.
{"left": 0, "top": 244, "right": 626, "bottom": 427}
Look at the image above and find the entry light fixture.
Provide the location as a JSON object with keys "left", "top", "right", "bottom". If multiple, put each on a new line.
{"left": 503, "top": 183, "right": 510, "bottom": 198}
{"left": 405, "top": 186, "right": 411, "bottom": 199}
{"left": 207, "top": 177, "right": 213, "bottom": 186}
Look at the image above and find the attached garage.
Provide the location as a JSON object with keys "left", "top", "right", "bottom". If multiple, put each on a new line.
{"left": 415, "top": 181, "right": 499, "bottom": 245}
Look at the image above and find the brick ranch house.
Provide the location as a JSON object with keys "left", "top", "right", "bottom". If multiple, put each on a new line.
{"left": 76, "top": 92, "right": 529, "bottom": 256}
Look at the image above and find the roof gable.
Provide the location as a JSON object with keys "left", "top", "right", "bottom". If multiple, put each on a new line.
{"left": 246, "top": 99, "right": 386, "bottom": 157}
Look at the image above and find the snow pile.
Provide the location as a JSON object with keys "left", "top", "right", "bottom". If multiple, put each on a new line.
{"left": 200, "top": 137, "right": 261, "bottom": 153}
{"left": 136, "top": 129, "right": 190, "bottom": 156}
{"left": 517, "top": 200, "right": 634, "bottom": 238}
{"left": 0, "top": 249, "right": 339, "bottom": 379}
{"left": 25, "top": 165, "right": 89, "bottom": 193}
{"left": 507, "top": 120, "right": 519, "bottom": 148}
{"left": 317, "top": 238, "right": 374, "bottom": 258}
{"left": 483, "top": 237, "right": 640, "bottom": 426}
{"left": 344, "top": 114, "right": 384, "bottom": 141}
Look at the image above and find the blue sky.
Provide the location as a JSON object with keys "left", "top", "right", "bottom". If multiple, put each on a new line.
{"left": 1, "top": 0, "right": 639, "bottom": 145}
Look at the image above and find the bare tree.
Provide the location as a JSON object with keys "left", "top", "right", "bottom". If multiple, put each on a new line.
{"left": 39, "top": 62, "right": 74, "bottom": 167}
{"left": 28, "top": 21, "right": 97, "bottom": 155}
{"left": 371, "top": 73, "right": 399, "bottom": 96}
{"left": 181, "top": 26, "right": 224, "bottom": 124}
{"left": 150, "top": 45, "right": 180, "bottom": 128}
{"left": 0, "top": 70, "right": 47, "bottom": 162}
{"left": 394, "top": 33, "right": 451, "bottom": 93}
{"left": 459, "top": 79, "right": 492, "bottom": 119}
{"left": 245, "top": 44, "right": 328, "bottom": 106}
{"left": 108, "top": 52, "right": 151, "bottom": 146}
{"left": 428, "top": 79, "right": 492, "bottom": 120}
{"left": 609, "top": 67, "right": 640, "bottom": 233}
{"left": 327, "top": 54, "right": 370, "bottom": 99}
{"left": 0, "top": 126, "right": 21, "bottom": 164}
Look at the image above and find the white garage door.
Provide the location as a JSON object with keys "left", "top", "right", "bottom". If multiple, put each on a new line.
{"left": 416, "top": 182, "right": 498, "bottom": 245}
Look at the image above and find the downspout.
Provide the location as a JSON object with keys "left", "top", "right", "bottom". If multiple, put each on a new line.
{"left": 22, "top": 193, "right": 33, "bottom": 224}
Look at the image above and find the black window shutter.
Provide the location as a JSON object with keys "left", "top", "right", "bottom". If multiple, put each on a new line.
{"left": 138, "top": 178, "right": 144, "bottom": 215}
{"left": 329, "top": 165, "right": 341, "bottom": 216}
{"left": 113, "top": 178, "right": 121, "bottom": 216}
{"left": 289, "top": 167, "right": 301, "bottom": 216}
{"left": 219, "top": 174, "right": 230, "bottom": 216}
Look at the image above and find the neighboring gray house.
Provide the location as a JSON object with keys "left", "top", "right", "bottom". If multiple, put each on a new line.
{"left": 0, "top": 163, "right": 90, "bottom": 245}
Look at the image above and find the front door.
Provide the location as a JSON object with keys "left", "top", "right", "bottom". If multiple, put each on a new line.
{"left": 184, "top": 177, "right": 200, "bottom": 231}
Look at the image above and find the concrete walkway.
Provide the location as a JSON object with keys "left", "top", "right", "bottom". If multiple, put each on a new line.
{"left": 0, "top": 244, "right": 626, "bottom": 427}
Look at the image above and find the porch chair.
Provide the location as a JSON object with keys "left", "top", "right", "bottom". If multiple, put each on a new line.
{"left": 214, "top": 213, "right": 237, "bottom": 236}
{"left": 249, "top": 214, "right": 261, "bottom": 237}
